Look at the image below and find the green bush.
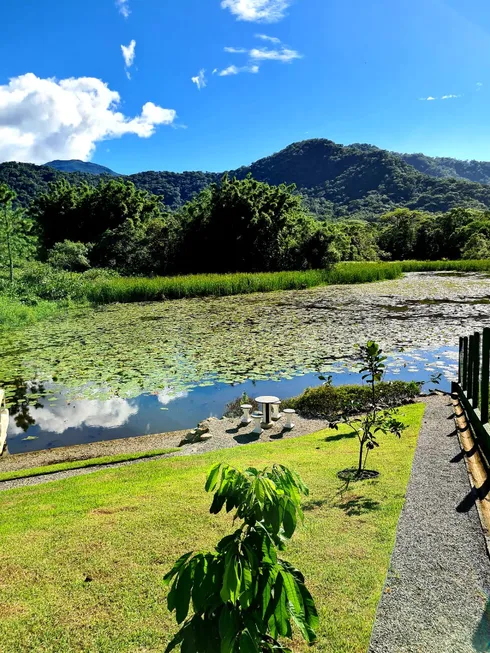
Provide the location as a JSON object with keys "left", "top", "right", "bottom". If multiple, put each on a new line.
{"left": 282, "top": 380, "right": 421, "bottom": 420}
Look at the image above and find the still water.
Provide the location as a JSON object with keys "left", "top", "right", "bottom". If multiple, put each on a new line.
{"left": 3, "top": 272, "right": 489, "bottom": 454}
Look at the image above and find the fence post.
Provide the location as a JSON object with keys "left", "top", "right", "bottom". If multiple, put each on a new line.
{"left": 468, "top": 334, "right": 474, "bottom": 399}
{"left": 459, "top": 337, "right": 463, "bottom": 384}
{"left": 473, "top": 331, "right": 481, "bottom": 410}
{"left": 481, "top": 328, "right": 490, "bottom": 424}
{"left": 463, "top": 336, "right": 469, "bottom": 392}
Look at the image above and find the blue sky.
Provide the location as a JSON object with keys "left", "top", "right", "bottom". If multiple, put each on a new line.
{"left": 1, "top": 0, "right": 490, "bottom": 174}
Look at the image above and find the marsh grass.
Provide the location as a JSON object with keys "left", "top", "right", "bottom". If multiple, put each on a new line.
{"left": 83, "top": 262, "right": 403, "bottom": 304}
{"left": 2, "top": 259, "right": 490, "bottom": 329}
{"left": 0, "top": 403, "right": 424, "bottom": 653}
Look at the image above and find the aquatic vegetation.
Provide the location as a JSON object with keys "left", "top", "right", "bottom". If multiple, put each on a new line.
{"left": 0, "top": 273, "right": 488, "bottom": 420}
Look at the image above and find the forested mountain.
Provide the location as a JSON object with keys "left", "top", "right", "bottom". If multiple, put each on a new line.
{"left": 351, "top": 142, "right": 490, "bottom": 185}
{"left": 45, "top": 160, "right": 119, "bottom": 176}
{"left": 398, "top": 153, "right": 490, "bottom": 185}
{"left": 3, "top": 139, "right": 490, "bottom": 218}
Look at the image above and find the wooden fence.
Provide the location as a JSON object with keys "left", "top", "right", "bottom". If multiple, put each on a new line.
{"left": 454, "top": 328, "right": 490, "bottom": 462}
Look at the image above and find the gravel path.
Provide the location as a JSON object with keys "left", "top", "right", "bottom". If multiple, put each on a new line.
{"left": 369, "top": 395, "right": 490, "bottom": 653}
{"left": 0, "top": 413, "right": 326, "bottom": 492}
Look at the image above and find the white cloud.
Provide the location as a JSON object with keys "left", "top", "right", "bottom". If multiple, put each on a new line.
{"left": 157, "top": 388, "right": 189, "bottom": 405}
{"left": 419, "top": 96, "right": 437, "bottom": 101}
{"left": 116, "top": 0, "right": 130, "bottom": 18}
{"left": 255, "top": 33, "right": 281, "bottom": 44}
{"left": 218, "top": 64, "right": 260, "bottom": 76}
{"left": 221, "top": 0, "right": 290, "bottom": 22}
{"left": 121, "top": 39, "right": 136, "bottom": 79}
{"left": 249, "top": 47, "right": 302, "bottom": 62}
{"left": 224, "top": 46, "right": 248, "bottom": 53}
{"left": 9, "top": 397, "right": 138, "bottom": 435}
{"left": 191, "top": 69, "right": 207, "bottom": 90}
{"left": 121, "top": 39, "right": 136, "bottom": 68}
{"left": 0, "top": 73, "right": 176, "bottom": 163}
{"left": 441, "top": 94, "right": 461, "bottom": 100}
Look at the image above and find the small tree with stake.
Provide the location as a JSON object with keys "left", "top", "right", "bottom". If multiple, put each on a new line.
{"left": 342, "top": 341, "right": 406, "bottom": 479}
{"left": 163, "top": 463, "right": 318, "bottom": 652}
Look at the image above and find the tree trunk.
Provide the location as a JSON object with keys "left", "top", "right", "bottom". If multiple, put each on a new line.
{"left": 6, "top": 216, "right": 13, "bottom": 283}
{"left": 357, "top": 439, "right": 364, "bottom": 476}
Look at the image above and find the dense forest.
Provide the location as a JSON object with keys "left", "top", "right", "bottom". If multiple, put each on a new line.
{"left": 2, "top": 138, "right": 490, "bottom": 295}
{"left": 3, "top": 170, "right": 490, "bottom": 285}
{"left": 4, "top": 139, "right": 490, "bottom": 219}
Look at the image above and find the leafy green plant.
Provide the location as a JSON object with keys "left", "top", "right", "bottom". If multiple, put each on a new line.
{"left": 340, "top": 341, "right": 407, "bottom": 477}
{"left": 164, "top": 463, "right": 318, "bottom": 652}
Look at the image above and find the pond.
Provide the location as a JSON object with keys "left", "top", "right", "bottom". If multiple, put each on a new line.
{"left": 3, "top": 271, "right": 490, "bottom": 454}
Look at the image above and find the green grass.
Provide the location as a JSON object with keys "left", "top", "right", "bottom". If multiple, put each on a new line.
{"left": 0, "top": 403, "right": 424, "bottom": 653}
{"left": 400, "top": 259, "right": 490, "bottom": 273}
{"left": 3, "top": 258, "right": 489, "bottom": 329}
{"left": 65, "top": 262, "right": 405, "bottom": 304}
{"left": 0, "top": 296, "right": 62, "bottom": 329}
{"left": 0, "top": 448, "right": 179, "bottom": 482}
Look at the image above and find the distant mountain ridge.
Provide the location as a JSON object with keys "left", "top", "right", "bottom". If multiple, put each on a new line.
{"left": 45, "top": 159, "right": 120, "bottom": 176}
{"left": 2, "top": 139, "right": 490, "bottom": 219}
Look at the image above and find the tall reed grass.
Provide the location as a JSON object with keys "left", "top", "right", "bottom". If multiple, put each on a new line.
{"left": 400, "top": 259, "right": 490, "bottom": 273}
{"left": 84, "top": 263, "right": 404, "bottom": 304}
{"left": 2, "top": 259, "right": 489, "bottom": 329}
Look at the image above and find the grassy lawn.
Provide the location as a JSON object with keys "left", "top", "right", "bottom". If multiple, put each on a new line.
{"left": 0, "top": 448, "right": 179, "bottom": 483}
{"left": 0, "top": 403, "right": 424, "bottom": 653}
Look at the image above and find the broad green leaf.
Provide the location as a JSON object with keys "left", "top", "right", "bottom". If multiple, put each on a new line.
{"left": 205, "top": 463, "right": 222, "bottom": 493}
{"left": 238, "top": 629, "right": 259, "bottom": 653}
{"left": 175, "top": 564, "right": 193, "bottom": 624}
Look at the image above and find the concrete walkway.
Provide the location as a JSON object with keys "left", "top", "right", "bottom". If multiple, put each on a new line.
{"left": 369, "top": 396, "right": 490, "bottom": 653}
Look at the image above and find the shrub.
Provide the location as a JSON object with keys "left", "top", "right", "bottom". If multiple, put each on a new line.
{"left": 164, "top": 463, "right": 318, "bottom": 652}
{"left": 47, "top": 240, "right": 92, "bottom": 271}
{"left": 283, "top": 380, "right": 421, "bottom": 420}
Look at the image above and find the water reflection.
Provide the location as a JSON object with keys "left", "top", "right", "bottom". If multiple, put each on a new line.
{"left": 5, "top": 346, "right": 459, "bottom": 455}
{"left": 8, "top": 396, "right": 138, "bottom": 436}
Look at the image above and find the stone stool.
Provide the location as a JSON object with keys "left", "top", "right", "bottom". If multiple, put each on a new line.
{"left": 251, "top": 412, "right": 263, "bottom": 435}
{"left": 271, "top": 401, "right": 281, "bottom": 421}
{"left": 283, "top": 408, "right": 296, "bottom": 430}
{"left": 240, "top": 404, "right": 253, "bottom": 425}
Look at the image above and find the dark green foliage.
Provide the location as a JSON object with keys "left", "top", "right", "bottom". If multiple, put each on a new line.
{"left": 0, "top": 185, "right": 37, "bottom": 282}
{"left": 5, "top": 139, "right": 490, "bottom": 220}
{"left": 164, "top": 463, "right": 318, "bottom": 652}
{"left": 47, "top": 240, "right": 91, "bottom": 271}
{"left": 283, "top": 380, "right": 421, "bottom": 420}
{"left": 32, "top": 178, "right": 167, "bottom": 250}
{"left": 44, "top": 159, "right": 119, "bottom": 176}
{"left": 399, "top": 152, "right": 490, "bottom": 185}
{"left": 176, "top": 174, "right": 325, "bottom": 273}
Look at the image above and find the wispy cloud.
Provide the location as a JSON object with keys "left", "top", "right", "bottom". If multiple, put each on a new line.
{"left": 255, "top": 33, "right": 281, "bottom": 44}
{"left": 115, "top": 0, "right": 130, "bottom": 18}
{"left": 419, "top": 94, "right": 462, "bottom": 101}
{"left": 121, "top": 40, "right": 136, "bottom": 78}
{"left": 249, "top": 47, "right": 302, "bottom": 62}
{"left": 191, "top": 69, "right": 207, "bottom": 90}
{"left": 224, "top": 46, "right": 248, "bottom": 53}
{"left": 477, "top": 82, "right": 483, "bottom": 90}
{"left": 221, "top": 0, "right": 290, "bottom": 23}
{"left": 218, "top": 64, "right": 260, "bottom": 76}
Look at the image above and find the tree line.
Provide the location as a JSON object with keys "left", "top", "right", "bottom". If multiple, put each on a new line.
{"left": 2, "top": 174, "right": 490, "bottom": 280}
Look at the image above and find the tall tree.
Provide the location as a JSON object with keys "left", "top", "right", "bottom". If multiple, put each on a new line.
{"left": 0, "top": 184, "right": 36, "bottom": 282}
{"left": 177, "top": 174, "right": 318, "bottom": 273}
